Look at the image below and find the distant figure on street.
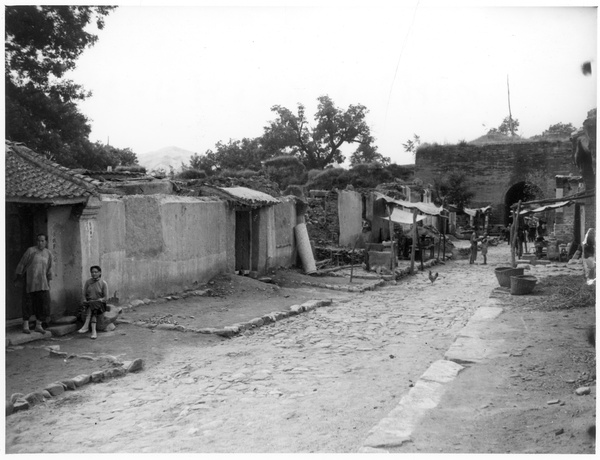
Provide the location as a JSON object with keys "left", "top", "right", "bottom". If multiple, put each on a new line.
{"left": 14, "top": 234, "right": 53, "bottom": 334}
{"left": 480, "top": 233, "right": 489, "bottom": 265}
{"left": 78, "top": 265, "right": 109, "bottom": 340}
{"left": 469, "top": 230, "right": 479, "bottom": 264}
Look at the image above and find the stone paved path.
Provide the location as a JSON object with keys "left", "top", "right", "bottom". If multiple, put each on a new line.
{"left": 6, "top": 249, "right": 507, "bottom": 453}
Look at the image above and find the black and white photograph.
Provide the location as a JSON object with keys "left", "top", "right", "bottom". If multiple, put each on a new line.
{"left": 4, "top": 0, "right": 597, "bottom": 454}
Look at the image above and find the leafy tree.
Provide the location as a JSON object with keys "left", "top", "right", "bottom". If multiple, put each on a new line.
{"left": 5, "top": 6, "right": 117, "bottom": 167}
{"left": 261, "top": 95, "right": 377, "bottom": 169}
{"left": 402, "top": 134, "right": 421, "bottom": 156}
{"left": 488, "top": 116, "right": 519, "bottom": 136}
{"left": 349, "top": 135, "right": 389, "bottom": 166}
{"left": 541, "top": 122, "right": 576, "bottom": 138}
{"left": 431, "top": 173, "right": 475, "bottom": 211}
{"left": 61, "top": 142, "right": 138, "bottom": 171}
{"left": 197, "top": 138, "right": 266, "bottom": 174}
{"left": 263, "top": 155, "right": 307, "bottom": 190}
{"left": 176, "top": 169, "right": 207, "bottom": 180}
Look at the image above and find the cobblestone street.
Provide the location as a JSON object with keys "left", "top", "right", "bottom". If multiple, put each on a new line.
{"left": 7, "top": 249, "right": 502, "bottom": 453}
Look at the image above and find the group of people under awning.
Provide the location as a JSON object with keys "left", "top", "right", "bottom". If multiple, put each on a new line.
{"left": 373, "top": 192, "right": 447, "bottom": 272}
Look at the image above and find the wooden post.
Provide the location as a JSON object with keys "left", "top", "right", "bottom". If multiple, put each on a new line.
{"left": 410, "top": 208, "right": 418, "bottom": 274}
{"left": 442, "top": 207, "right": 446, "bottom": 261}
{"left": 510, "top": 200, "right": 521, "bottom": 267}
{"left": 388, "top": 204, "right": 396, "bottom": 270}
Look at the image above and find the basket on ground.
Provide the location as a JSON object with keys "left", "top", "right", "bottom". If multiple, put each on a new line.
{"left": 510, "top": 275, "right": 537, "bottom": 295}
{"left": 495, "top": 267, "right": 524, "bottom": 287}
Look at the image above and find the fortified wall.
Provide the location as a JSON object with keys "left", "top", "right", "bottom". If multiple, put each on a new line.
{"left": 414, "top": 141, "right": 580, "bottom": 226}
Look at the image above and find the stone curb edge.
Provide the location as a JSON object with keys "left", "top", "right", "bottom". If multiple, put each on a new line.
{"left": 358, "top": 293, "right": 502, "bottom": 452}
{"left": 124, "top": 299, "right": 335, "bottom": 338}
{"left": 5, "top": 358, "right": 145, "bottom": 417}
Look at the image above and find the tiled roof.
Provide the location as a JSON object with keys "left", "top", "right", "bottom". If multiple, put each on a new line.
{"left": 199, "top": 185, "right": 279, "bottom": 207}
{"left": 5, "top": 141, "right": 101, "bottom": 202}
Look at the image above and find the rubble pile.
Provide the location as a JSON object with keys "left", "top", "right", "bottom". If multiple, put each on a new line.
{"left": 305, "top": 195, "right": 340, "bottom": 246}
{"left": 314, "top": 246, "right": 365, "bottom": 266}
{"left": 175, "top": 173, "right": 281, "bottom": 197}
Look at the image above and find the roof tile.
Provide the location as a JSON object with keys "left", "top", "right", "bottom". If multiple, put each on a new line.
{"left": 5, "top": 141, "right": 99, "bottom": 202}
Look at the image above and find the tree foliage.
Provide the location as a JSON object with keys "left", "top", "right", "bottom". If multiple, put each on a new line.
{"left": 263, "top": 155, "right": 307, "bottom": 190}
{"left": 541, "top": 122, "right": 576, "bottom": 138}
{"left": 262, "top": 95, "right": 377, "bottom": 169}
{"left": 431, "top": 173, "right": 475, "bottom": 210}
{"left": 487, "top": 116, "right": 519, "bottom": 136}
{"left": 196, "top": 138, "right": 266, "bottom": 174}
{"left": 5, "top": 6, "right": 124, "bottom": 169}
{"left": 402, "top": 134, "right": 421, "bottom": 156}
{"left": 349, "top": 135, "right": 389, "bottom": 166}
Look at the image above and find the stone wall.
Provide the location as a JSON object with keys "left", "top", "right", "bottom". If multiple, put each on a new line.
{"left": 415, "top": 141, "right": 580, "bottom": 226}
{"left": 96, "top": 195, "right": 233, "bottom": 302}
{"left": 272, "top": 197, "right": 298, "bottom": 268}
{"left": 338, "top": 190, "right": 364, "bottom": 247}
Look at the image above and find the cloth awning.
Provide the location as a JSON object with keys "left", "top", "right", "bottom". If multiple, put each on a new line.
{"left": 383, "top": 208, "right": 427, "bottom": 225}
{"left": 463, "top": 205, "right": 492, "bottom": 217}
{"left": 519, "top": 200, "right": 573, "bottom": 215}
{"left": 374, "top": 191, "right": 444, "bottom": 216}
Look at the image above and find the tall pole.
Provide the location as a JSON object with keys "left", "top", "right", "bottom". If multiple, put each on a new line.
{"left": 507, "top": 75, "right": 515, "bottom": 137}
{"left": 410, "top": 208, "right": 418, "bottom": 275}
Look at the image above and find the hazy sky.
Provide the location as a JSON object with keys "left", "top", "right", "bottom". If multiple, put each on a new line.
{"left": 66, "top": 1, "right": 597, "bottom": 165}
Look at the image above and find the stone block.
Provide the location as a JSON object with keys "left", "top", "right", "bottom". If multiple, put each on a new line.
{"left": 97, "top": 308, "right": 122, "bottom": 332}
{"left": 249, "top": 317, "right": 264, "bottom": 327}
{"left": 12, "top": 399, "right": 29, "bottom": 413}
{"left": 289, "top": 305, "right": 305, "bottom": 314}
{"left": 72, "top": 374, "right": 91, "bottom": 387}
{"left": 214, "top": 329, "right": 236, "bottom": 338}
{"left": 47, "top": 323, "right": 79, "bottom": 337}
{"left": 10, "top": 393, "right": 25, "bottom": 404}
{"left": 44, "top": 382, "right": 65, "bottom": 396}
{"left": 62, "top": 379, "right": 77, "bottom": 391}
{"left": 156, "top": 323, "right": 176, "bottom": 331}
{"left": 24, "top": 391, "right": 46, "bottom": 406}
{"left": 125, "top": 358, "right": 144, "bottom": 373}
{"left": 261, "top": 314, "right": 275, "bottom": 325}
{"left": 42, "top": 390, "right": 52, "bottom": 399}
{"left": 52, "top": 316, "right": 78, "bottom": 325}
{"left": 130, "top": 299, "right": 145, "bottom": 307}
{"left": 91, "top": 371, "right": 105, "bottom": 383}
{"left": 104, "top": 323, "right": 116, "bottom": 332}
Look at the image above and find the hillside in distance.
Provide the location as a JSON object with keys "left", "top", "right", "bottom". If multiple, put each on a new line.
{"left": 137, "top": 146, "right": 195, "bottom": 172}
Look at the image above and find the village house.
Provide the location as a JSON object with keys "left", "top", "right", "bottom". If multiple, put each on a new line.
{"left": 5, "top": 141, "right": 302, "bottom": 325}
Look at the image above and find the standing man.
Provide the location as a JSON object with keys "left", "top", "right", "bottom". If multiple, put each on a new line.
{"left": 14, "top": 234, "right": 53, "bottom": 334}
{"left": 469, "top": 229, "right": 479, "bottom": 264}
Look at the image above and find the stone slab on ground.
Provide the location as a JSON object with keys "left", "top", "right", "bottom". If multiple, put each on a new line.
{"left": 7, "top": 330, "right": 52, "bottom": 346}
{"left": 47, "top": 323, "right": 79, "bottom": 337}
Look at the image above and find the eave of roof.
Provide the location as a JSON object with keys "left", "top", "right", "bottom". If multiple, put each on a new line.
{"left": 5, "top": 141, "right": 100, "bottom": 203}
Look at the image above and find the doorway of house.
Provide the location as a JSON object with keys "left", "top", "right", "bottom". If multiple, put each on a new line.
{"left": 5, "top": 204, "right": 36, "bottom": 322}
{"left": 235, "top": 209, "right": 260, "bottom": 274}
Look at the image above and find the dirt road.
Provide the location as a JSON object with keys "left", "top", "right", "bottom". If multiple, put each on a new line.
{"left": 5, "top": 246, "right": 595, "bottom": 453}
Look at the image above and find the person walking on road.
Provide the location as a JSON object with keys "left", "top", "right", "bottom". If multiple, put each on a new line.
{"left": 480, "top": 233, "right": 489, "bottom": 265}
{"left": 469, "top": 229, "right": 480, "bottom": 264}
{"left": 13, "top": 233, "right": 53, "bottom": 334}
{"left": 78, "top": 265, "right": 109, "bottom": 339}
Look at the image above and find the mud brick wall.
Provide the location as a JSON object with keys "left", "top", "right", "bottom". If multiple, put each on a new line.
{"left": 414, "top": 141, "right": 580, "bottom": 225}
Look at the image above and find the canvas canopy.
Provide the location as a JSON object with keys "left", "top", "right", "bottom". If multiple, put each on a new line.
{"left": 373, "top": 191, "right": 444, "bottom": 216}
{"left": 463, "top": 205, "right": 492, "bottom": 217}
{"left": 519, "top": 200, "right": 573, "bottom": 215}
{"left": 383, "top": 207, "right": 427, "bottom": 225}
